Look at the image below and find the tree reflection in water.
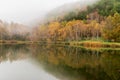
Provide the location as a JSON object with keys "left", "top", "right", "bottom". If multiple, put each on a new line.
{"left": 33, "top": 45, "right": 120, "bottom": 80}
{"left": 0, "top": 44, "right": 120, "bottom": 80}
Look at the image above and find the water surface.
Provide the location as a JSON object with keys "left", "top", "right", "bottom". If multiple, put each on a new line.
{"left": 0, "top": 45, "right": 120, "bottom": 80}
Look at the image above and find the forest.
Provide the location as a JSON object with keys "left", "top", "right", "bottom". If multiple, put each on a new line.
{"left": 0, "top": 0, "right": 120, "bottom": 45}
{"left": 31, "top": 0, "right": 120, "bottom": 43}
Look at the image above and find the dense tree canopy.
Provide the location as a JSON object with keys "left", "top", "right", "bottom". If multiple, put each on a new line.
{"left": 60, "top": 0, "right": 120, "bottom": 22}
{"left": 103, "top": 12, "right": 120, "bottom": 42}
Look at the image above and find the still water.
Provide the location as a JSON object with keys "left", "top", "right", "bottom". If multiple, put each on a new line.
{"left": 0, "top": 44, "right": 120, "bottom": 80}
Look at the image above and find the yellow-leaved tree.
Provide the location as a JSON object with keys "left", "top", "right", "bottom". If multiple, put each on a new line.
{"left": 103, "top": 12, "right": 120, "bottom": 42}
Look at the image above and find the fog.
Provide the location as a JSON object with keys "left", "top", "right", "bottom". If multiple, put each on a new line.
{"left": 0, "top": 0, "right": 98, "bottom": 26}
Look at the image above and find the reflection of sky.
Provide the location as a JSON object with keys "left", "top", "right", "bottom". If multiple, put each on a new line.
{"left": 0, "top": 59, "right": 58, "bottom": 80}
{"left": 0, "top": 0, "right": 80, "bottom": 25}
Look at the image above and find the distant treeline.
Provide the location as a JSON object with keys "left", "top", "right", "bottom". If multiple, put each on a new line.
{"left": 0, "top": 21, "right": 29, "bottom": 41}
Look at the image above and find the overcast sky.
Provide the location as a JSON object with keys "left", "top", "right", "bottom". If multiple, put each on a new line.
{"left": 0, "top": 0, "right": 96, "bottom": 25}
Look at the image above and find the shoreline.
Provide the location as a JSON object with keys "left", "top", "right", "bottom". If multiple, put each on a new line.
{"left": 0, "top": 40, "right": 120, "bottom": 49}
{"left": 51, "top": 41, "right": 120, "bottom": 48}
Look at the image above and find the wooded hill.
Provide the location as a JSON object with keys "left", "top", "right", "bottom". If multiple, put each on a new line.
{"left": 32, "top": 0, "right": 120, "bottom": 42}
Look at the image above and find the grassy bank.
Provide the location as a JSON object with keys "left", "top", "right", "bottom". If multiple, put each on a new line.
{"left": 0, "top": 40, "right": 120, "bottom": 49}
{"left": 55, "top": 40, "right": 120, "bottom": 48}
{"left": 0, "top": 40, "right": 41, "bottom": 45}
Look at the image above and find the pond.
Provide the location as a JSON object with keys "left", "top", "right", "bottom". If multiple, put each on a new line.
{"left": 0, "top": 44, "right": 120, "bottom": 80}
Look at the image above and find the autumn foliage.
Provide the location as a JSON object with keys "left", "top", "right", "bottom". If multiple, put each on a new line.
{"left": 0, "top": 0, "right": 120, "bottom": 43}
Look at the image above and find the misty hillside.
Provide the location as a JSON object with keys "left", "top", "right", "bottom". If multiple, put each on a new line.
{"left": 33, "top": 0, "right": 120, "bottom": 43}
{"left": 46, "top": 2, "right": 87, "bottom": 18}
{"left": 41, "top": 0, "right": 120, "bottom": 23}
{"left": 42, "top": 0, "right": 98, "bottom": 23}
